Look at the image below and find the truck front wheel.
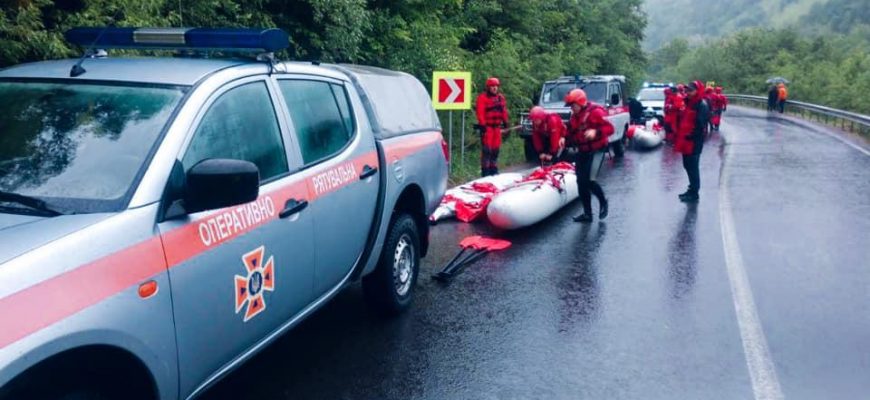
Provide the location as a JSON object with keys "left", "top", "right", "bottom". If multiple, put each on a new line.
{"left": 612, "top": 133, "right": 626, "bottom": 157}
{"left": 363, "top": 213, "right": 420, "bottom": 316}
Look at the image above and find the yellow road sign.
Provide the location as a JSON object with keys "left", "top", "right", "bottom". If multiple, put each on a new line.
{"left": 432, "top": 71, "right": 472, "bottom": 110}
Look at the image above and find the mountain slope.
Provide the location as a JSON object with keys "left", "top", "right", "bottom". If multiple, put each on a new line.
{"left": 642, "top": 0, "right": 827, "bottom": 50}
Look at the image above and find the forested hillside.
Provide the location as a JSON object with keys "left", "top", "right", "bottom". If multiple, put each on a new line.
{"left": 645, "top": 0, "right": 869, "bottom": 114}
{"left": 642, "top": 0, "right": 826, "bottom": 50}
{"left": 649, "top": 29, "right": 870, "bottom": 114}
{"left": 0, "top": 0, "right": 647, "bottom": 116}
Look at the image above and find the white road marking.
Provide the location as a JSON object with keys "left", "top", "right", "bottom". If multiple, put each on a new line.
{"left": 719, "top": 141, "right": 785, "bottom": 400}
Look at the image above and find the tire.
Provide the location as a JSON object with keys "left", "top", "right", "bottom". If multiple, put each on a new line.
{"left": 363, "top": 213, "right": 420, "bottom": 316}
{"left": 612, "top": 136, "right": 626, "bottom": 157}
{"left": 523, "top": 136, "right": 538, "bottom": 163}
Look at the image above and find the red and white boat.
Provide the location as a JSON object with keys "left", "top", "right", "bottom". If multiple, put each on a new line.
{"left": 486, "top": 163, "right": 577, "bottom": 230}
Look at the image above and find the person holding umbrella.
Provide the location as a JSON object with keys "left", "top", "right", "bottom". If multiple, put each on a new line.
{"left": 777, "top": 83, "right": 788, "bottom": 113}
{"left": 767, "top": 85, "right": 778, "bottom": 112}
{"left": 766, "top": 77, "right": 789, "bottom": 113}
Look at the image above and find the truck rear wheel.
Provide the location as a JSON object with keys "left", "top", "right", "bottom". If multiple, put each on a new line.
{"left": 363, "top": 213, "right": 420, "bottom": 316}
{"left": 612, "top": 136, "right": 626, "bottom": 157}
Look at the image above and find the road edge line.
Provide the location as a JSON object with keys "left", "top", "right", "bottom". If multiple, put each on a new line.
{"left": 719, "top": 140, "right": 785, "bottom": 400}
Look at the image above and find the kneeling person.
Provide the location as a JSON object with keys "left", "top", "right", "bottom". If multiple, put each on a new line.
{"left": 529, "top": 106, "right": 566, "bottom": 164}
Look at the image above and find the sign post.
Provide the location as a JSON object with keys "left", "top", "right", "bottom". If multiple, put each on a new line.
{"left": 432, "top": 71, "right": 472, "bottom": 172}
{"left": 460, "top": 111, "right": 466, "bottom": 167}
{"left": 448, "top": 111, "right": 453, "bottom": 171}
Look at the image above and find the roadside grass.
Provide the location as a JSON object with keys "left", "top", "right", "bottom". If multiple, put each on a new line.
{"left": 444, "top": 129, "right": 527, "bottom": 186}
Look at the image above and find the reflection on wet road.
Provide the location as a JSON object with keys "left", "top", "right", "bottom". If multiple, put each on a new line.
{"left": 205, "top": 107, "right": 869, "bottom": 399}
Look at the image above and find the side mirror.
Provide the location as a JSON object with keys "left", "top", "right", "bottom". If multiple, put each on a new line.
{"left": 184, "top": 159, "right": 259, "bottom": 215}
{"left": 610, "top": 93, "right": 621, "bottom": 106}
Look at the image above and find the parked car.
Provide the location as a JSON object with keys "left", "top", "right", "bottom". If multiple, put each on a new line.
{"left": 636, "top": 86, "right": 667, "bottom": 120}
{"left": 0, "top": 27, "right": 447, "bottom": 400}
{"left": 520, "top": 75, "right": 630, "bottom": 161}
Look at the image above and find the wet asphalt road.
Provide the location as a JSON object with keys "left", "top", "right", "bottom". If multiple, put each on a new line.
{"left": 204, "top": 107, "right": 870, "bottom": 399}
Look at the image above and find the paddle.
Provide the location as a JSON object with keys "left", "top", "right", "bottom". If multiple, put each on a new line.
{"left": 432, "top": 235, "right": 512, "bottom": 283}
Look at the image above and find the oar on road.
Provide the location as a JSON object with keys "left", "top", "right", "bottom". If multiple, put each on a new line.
{"left": 432, "top": 235, "right": 512, "bottom": 283}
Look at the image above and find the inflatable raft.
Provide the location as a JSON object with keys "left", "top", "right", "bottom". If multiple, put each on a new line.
{"left": 627, "top": 121, "right": 666, "bottom": 149}
{"left": 430, "top": 173, "right": 524, "bottom": 223}
{"left": 487, "top": 163, "right": 578, "bottom": 230}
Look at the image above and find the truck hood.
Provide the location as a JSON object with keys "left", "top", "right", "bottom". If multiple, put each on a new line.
{"left": 0, "top": 212, "right": 113, "bottom": 265}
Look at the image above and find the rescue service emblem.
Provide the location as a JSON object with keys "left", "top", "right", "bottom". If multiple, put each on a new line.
{"left": 234, "top": 246, "right": 275, "bottom": 322}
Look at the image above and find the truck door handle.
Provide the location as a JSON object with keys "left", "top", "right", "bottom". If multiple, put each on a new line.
{"left": 359, "top": 165, "right": 378, "bottom": 180}
{"left": 279, "top": 199, "right": 308, "bottom": 219}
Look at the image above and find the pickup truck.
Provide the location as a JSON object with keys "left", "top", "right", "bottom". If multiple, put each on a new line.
{"left": 520, "top": 75, "right": 630, "bottom": 161}
{"left": 0, "top": 28, "right": 447, "bottom": 400}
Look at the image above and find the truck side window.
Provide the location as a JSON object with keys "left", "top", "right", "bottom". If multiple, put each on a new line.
{"left": 330, "top": 83, "right": 355, "bottom": 137}
{"left": 609, "top": 83, "right": 622, "bottom": 106}
{"left": 183, "top": 81, "right": 288, "bottom": 181}
{"left": 277, "top": 80, "right": 353, "bottom": 165}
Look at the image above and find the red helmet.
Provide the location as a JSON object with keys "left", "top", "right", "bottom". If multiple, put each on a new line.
{"left": 486, "top": 77, "right": 500, "bottom": 87}
{"left": 705, "top": 87, "right": 713, "bottom": 93}
{"left": 664, "top": 87, "right": 673, "bottom": 95}
{"left": 564, "top": 88, "right": 588, "bottom": 107}
{"left": 715, "top": 86, "right": 723, "bottom": 94}
{"left": 529, "top": 106, "right": 547, "bottom": 121}
{"left": 677, "top": 84, "right": 686, "bottom": 93}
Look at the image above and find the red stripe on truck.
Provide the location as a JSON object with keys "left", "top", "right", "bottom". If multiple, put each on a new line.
{"left": 0, "top": 238, "right": 167, "bottom": 349}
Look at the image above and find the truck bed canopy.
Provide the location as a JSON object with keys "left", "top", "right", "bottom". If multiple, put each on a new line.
{"left": 329, "top": 64, "right": 441, "bottom": 139}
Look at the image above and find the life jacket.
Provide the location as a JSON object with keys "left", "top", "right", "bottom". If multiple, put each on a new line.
{"left": 778, "top": 87, "right": 788, "bottom": 101}
{"left": 476, "top": 92, "right": 509, "bottom": 127}
{"left": 568, "top": 103, "right": 613, "bottom": 153}
{"left": 675, "top": 92, "right": 708, "bottom": 155}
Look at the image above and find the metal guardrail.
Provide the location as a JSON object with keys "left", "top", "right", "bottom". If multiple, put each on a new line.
{"left": 726, "top": 94, "right": 870, "bottom": 133}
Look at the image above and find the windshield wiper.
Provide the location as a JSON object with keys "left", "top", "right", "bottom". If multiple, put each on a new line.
{"left": 0, "top": 191, "right": 66, "bottom": 216}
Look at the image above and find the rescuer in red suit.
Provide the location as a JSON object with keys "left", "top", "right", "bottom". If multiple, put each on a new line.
{"left": 713, "top": 86, "right": 727, "bottom": 130}
{"left": 706, "top": 86, "right": 722, "bottom": 131}
{"left": 564, "top": 89, "right": 614, "bottom": 223}
{"left": 475, "top": 77, "right": 510, "bottom": 176}
{"left": 528, "top": 106, "right": 566, "bottom": 163}
{"left": 674, "top": 80, "right": 710, "bottom": 203}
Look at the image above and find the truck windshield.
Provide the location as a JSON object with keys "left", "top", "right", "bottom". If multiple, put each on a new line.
{"left": 637, "top": 88, "right": 665, "bottom": 101}
{"left": 0, "top": 81, "right": 184, "bottom": 213}
{"left": 540, "top": 82, "right": 607, "bottom": 107}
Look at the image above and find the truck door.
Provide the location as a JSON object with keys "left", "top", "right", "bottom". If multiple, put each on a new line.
{"left": 158, "top": 78, "right": 315, "bottom": 396}
{"left": 273, "top": 77, "right": 379, "bottom": 295}
{"left": 607, "top": 81, "right": 629, "bottom": 139}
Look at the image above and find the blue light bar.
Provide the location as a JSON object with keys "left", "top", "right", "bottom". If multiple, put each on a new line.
{"left": 65, "top": 27, "right": 289, "bottom": 53}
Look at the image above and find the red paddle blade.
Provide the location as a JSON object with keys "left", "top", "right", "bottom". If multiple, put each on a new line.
{"left": 459, "top": 235, "right": 512, "bottom": 251}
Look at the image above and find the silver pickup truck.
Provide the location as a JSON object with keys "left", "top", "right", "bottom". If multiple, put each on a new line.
{"left": 0, "top": 28, "right": 447, "bottom": 399}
